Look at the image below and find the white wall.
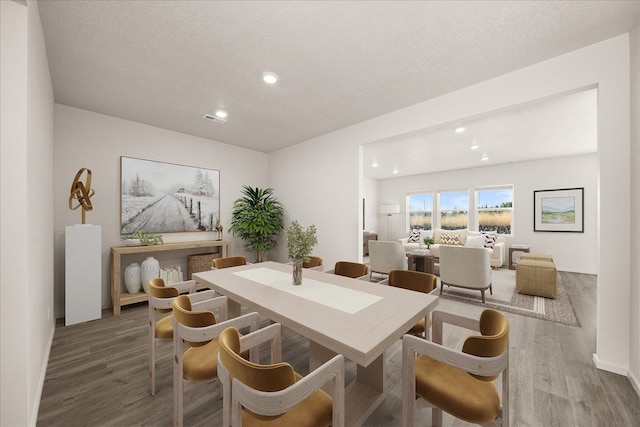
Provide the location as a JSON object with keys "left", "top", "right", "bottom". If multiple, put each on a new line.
{"left": 270, "top": 35, "right": 632, "bottom": 376}
{"left": 629, "top": 17, "right": 640, "bottom": 395}
{"left": 378, "top": 154, "right": 597, "bottom": 273}
{"left": 53, "top": 105, "right": 269, "bottom": 316}
{"left": 1, "top": 1, "right": 56, "bottom": 425}
{"left": 363, "top": 176, "right": 378, "bottom": 234}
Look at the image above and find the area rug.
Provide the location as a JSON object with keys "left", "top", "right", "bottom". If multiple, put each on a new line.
{"left": 438, "top": 268, "right": 580, "bottom": 327}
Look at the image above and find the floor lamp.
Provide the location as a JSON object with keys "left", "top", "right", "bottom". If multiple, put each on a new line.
{"left": 379, "top": 204, "right": 400, "bottom": 240}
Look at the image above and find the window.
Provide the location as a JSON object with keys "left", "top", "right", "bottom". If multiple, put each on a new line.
{"left": 439, "top": 190, "right": 469, "bottom": 230}
{"left": 407, "top": 192, "right": 433, "bottom": 230}
{"left": 476, "top": 186, "right": 513, "bottom": 234}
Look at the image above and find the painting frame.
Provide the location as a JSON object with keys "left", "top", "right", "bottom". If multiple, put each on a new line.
{"left": 120, "top": 156, "right": 220, "bottom": 234}
{"left": 533, "top": 187, "right": 584, "bottom": 233}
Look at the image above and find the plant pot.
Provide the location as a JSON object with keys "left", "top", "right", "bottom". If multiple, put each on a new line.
{"left": 254, "top": 250, "right": 264, "bottom": 263}
{"left": 292, "top": 261, "right": 303, "bottom": 285}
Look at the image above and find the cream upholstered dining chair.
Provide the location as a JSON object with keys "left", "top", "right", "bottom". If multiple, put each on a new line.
{"left": 368, "top": 240, "right": 408, "bottom": 279}
{"left": 402, "top": 309, "right": 510, "bottom": 427}
{"left": 148, "top": 277, "right": 204, "bottom": 396}
{"left": 218, "top": 324, "right": 345, "bottom": 427}
{"left": 439, "top": 245, "right": 493, "bottom": 302}
{"left": 212, "top": 256, "right": 247, "bottom": 269}
{"left": 171, "top": 295, "right": 261, "bottom": 427}
{"left": 302, "top": 255, "right": 323, "bottom": 270}
{"left": 329, "top": 261, "right": 370, "bottom": 279}
{"left": 382, "top": 269, "right": 437, "bottom": 339}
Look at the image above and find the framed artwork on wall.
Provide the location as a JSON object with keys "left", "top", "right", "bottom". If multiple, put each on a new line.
{"left": 533, "top": 187, "right": 584, "bottom": 232}
{"left": 120, "top": 156, "right": 220, "bottom": 234}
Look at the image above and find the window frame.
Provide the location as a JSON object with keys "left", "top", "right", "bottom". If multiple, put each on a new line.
{"left": 437, "top": 188, "right": 470, "bottom": 231}
{"left": 406, "top": 191, "right": 434, "bottom": 231}
{"left": 475, "top": 185, "right": 514, "bottom": 236}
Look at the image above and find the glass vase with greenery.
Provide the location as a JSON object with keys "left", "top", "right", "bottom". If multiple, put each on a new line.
{"left": 286, "top": 220, "right": 318, "bottom": 285}
{"left": 229, "top": 186, "right": 285, "bottom": 262}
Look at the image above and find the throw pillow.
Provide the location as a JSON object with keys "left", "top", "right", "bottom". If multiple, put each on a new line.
{"left": 407, "top": 230, "right": 421, "bottom": 243}
{"left": 440, "top": 233, "right": 461, "bottom": 245}
{"left": 482, "top": 231, "right": 497, "bottom": 249}
{"left": 465, "top": 235, "right": 485, "bottom": 248}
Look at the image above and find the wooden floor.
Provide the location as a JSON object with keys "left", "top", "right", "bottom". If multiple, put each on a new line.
{"left": 37, "top": 272, "right": 640, "bottom": 426}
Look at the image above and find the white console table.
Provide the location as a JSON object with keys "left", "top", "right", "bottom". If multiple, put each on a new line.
{"left": 110, "top": 240, "right": 231, "bottom": 315}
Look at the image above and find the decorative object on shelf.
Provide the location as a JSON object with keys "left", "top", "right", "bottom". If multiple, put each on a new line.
{"left": 68, "top": 168, "right": 95, "bottom": 224}
{"left": 123, "top": 230, "right": 163, "bottom": 246}
{"left": 214, "top": 217, "right": 223, "bottom": 240}
{"left": 123, "top": 263, "right": 141, "bottom": 293}
{"left": 534, "top": 187, "right": 584, "bottom": 232}
{"left": 140, "top": 257, "right": 160, "bottom": 292}
{"left": 286, "top": 220, "right": 318, "bottom": 285}
{"left": 120, "top": 156, "right": 220, "bottom": 234}
{"left": 229, "top": 186, "right": 285, "bottom": 263}
{"left": 160, "top": 266, "right": 183, "bottom": 284}
{"left": 423, "top": 237, "right": 434, "bottom": 249}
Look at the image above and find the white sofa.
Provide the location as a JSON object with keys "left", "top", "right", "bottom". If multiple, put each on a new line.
{"left": 399, "top": 228, "right": 506, "bottom": 268}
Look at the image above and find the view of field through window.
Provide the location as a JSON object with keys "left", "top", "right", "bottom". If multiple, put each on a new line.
{"left": 478, "top": 188, "right": 513, "bottom": 234}
{"left": 440, "top": 191, "right": 469, "bottom": 230}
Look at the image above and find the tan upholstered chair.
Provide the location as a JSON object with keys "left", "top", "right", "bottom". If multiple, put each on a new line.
{"left": 330, "top": 261, "right": 370, "bottom": 279}
{"left": 218, "top": 325, "right": 345, "bottom": 427}
{"left": 171, "top": 295, "right": 260, "bottom": 427}
{"left": 439, "top": 245, "right": 492, "bottom": 302}
{"left": 212, "top": 256, "right": 247, "bottom": 269}
{"left": 368, "top": 240, "right": 408, "bottom": 279}
{"left": 386, "top": 270, "right": 437, "bottom": 338}
{"left": 303, "top": 256, "right": 323, "bottom": 269}
{"left": 148, "top": 277, "right": 205, "bottom": 396}
{"left": 402, "top": 309, "right": 510, "bottom": 427}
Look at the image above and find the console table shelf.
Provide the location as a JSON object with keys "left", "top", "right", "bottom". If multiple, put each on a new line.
{"left": 110, "top": 240, "right": 231, "bottom": 315}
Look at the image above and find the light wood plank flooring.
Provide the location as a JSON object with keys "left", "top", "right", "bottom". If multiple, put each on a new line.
{"left": 37, "top": 272, "right": 640, "bottom": 426}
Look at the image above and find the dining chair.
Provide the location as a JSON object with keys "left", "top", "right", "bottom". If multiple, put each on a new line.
{"left": 212, "top": 256, "right": 247, "bottom": 269}
{"left": 148, "top": 277, "right": 203, "bottom": 396}
{"left": 218, "top": 324, "right": 345, "bottom": 427}
{"left": 330, "top": 261, "right": 370, "bottom": 279}
{"left": 302, "top": 255, "right": 323, "bottom": 269}
{"left": 384, "top": 269, "right": 437, "bottom": 338}
{"left": 402, "top": 309, "right": 510, "bottom": 427}
{"left": 172, "top": 295, "right": 261, "bottom": 427}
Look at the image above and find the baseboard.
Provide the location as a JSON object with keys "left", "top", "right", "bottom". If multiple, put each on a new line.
{"left": 629, "top": 369, "right": 640, "bottom": 399}
{"left": 592, "top": 353, "right": 628, "bottom": 375}
{"left": 31, "top": 321, "right": 55, "bottom": 426}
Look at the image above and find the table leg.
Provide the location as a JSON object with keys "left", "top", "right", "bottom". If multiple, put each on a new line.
{"left": 309, "top": 341, "right": 385, "bottom": 427}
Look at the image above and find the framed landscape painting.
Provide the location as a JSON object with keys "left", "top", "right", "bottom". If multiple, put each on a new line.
{"left": 534, "top": 187, "right": 584, "bottom": 232}
{"left": 121, "top": 157, "right": 220, "bottom": 234}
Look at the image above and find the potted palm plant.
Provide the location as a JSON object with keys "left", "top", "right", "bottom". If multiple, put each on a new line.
{"left": 286, "top": 220, "right": 318, "bottom": 285}
{"left": 229, "top": 186, "right": 285, "bottom": 262}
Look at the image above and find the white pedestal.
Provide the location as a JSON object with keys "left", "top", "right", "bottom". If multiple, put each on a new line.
{"left": 65, "top": 225, "right": 101, "bottom": 326}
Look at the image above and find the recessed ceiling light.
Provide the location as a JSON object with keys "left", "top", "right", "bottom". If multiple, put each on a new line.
{"left": 214, "top": 110, "right": 228, "bottom": 119}
{"left": 470, "top": 144, "right": 479, "bottom": 150}
{"left": 392, "top": 167, "right": 399, "bottom": 174}
{"left": 455, "top": 126, "right": 466, "bottom": 133}
{"left": 481, "top": 155, "right": 489, "bottom": 161}
{"left": 372, "top": 161, "right": 379, "bottom": 167}
{"left": 262, "top": 72, "right": 279, "bottom": 84}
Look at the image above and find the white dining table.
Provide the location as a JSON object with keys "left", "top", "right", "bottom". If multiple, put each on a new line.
{"left": 194, "top": 261, "right": 439, "bottom": 426}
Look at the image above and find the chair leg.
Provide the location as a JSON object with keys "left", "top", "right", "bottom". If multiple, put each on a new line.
{"left": 481, "top": 289, "right": 485, "bottom": 303}
{"left": 432, "top": 407, "right": 443, "bottom": 427}
{"left": 490, "top": 283, "right": 493, "bottom": 295}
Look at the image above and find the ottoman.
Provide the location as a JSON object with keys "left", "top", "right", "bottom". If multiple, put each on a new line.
{"left": 516, "top": 255, "right": 558, "bottom": 299}
{"left": 520, "top": 253, "right": 554, "bottom": 262}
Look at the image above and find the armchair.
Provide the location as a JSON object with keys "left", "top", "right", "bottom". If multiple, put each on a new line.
{"left": 439, "top": 245, "right": 492, "bottom": 302}
{"left": 402, "top": 309, "right": 510, "bottom": 426}
{"left": 212, "top": 256, "right": 248, "bottom": 269}
{"left": 327, "top": 261, "right": 370, "bottom": 280}
{"left": 382, "top": 270, "right": 437, "bottom": 338}
{"left": 218, "top": 324, "right": 345, "bottom": 427}
{"left": 367, "top": 240, "right": 408, "bottom": 279}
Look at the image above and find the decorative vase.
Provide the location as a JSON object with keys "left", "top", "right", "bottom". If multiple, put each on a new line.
{"left": 123, "top": 262, "right": 141, "bottom": 294}
{"left": 140, "top": 256, "right": 160, "bottom": 293}
{"left": 292, "top": 261, "right": 303, "bottom": 285}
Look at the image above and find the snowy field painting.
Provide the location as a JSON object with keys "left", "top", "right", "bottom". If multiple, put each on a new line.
{"left": 121, "top": 157, "right": 220, "bottom": 234}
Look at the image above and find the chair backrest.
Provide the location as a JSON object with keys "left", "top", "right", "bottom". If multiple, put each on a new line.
{"left": 212, "top": 256, "right": 247, "bottom": 269}
{"left": 388, "top": 270, "right": 437, "bottom": 294}
{"left": 148, "top": 277, "right": 178, "bottom": 313}
{"left": 172, "top": 295, "right": 217, "bottom": 347}
{"left": 439, "top": 245, "right": 491, "bottom": 288}
{"left": 334, "top": 261, "right": 370, "bottom": 278}
{"left": 462, "top": 309, "right": 510, "bottom": 381}
{"left": 219, "top": 327, "right": 296, "bottom": 392}
{"left": 303, "top": 256, "right": 323, "bottom": 268}
{"left": 368, "top": 241, "right": 408, "bottom": 275}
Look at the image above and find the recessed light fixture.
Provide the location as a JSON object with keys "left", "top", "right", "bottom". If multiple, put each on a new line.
{"left": 481, "top": 155, "right": 489, "bottom": 161}
{"left": 372, "top": 160, "right": 379, "bottom": 167}
{"left": 203, "top": 111, "right": 227, "bottom": 124}
{"left": 262, "top": 72, "right": 279, "bottom": 84}
{"left": 455, "top": 126, "right": 466, "bottom": 133}
{"left": 215, "top": 110, "right": 228, "bottom": 119}
{"left": 392, "top": 167, "right": 399, "bottom": 174}
{"left": 470, "top": 144, "right": 479, "bottom": 150}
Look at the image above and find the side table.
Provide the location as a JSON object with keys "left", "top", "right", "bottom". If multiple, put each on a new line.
{"left": 509, "top": 245, "right": 530, "bottom": 270}
{"left": 407, "top": 250, "right": 435, "bottom": 274}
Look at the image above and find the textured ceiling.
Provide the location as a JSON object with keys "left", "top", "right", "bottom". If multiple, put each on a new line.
{"left": 38, "top": 1, "right": 640, "bottom": 154}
